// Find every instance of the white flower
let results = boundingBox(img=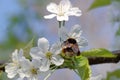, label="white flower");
[90,75,103,80]
[18,58,50,80]
[59,24,88,48]
[30,37,64,71]
[44,0,82,21]
[5,49,24,79]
